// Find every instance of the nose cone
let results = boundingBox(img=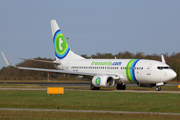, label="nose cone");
[168,70,177,80]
